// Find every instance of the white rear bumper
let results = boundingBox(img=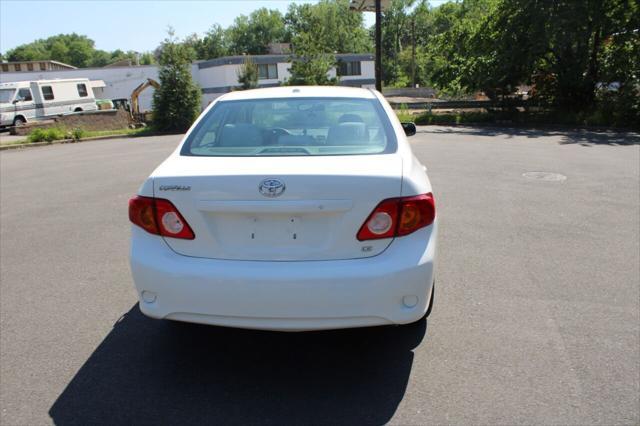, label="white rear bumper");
[129,223,436,331]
